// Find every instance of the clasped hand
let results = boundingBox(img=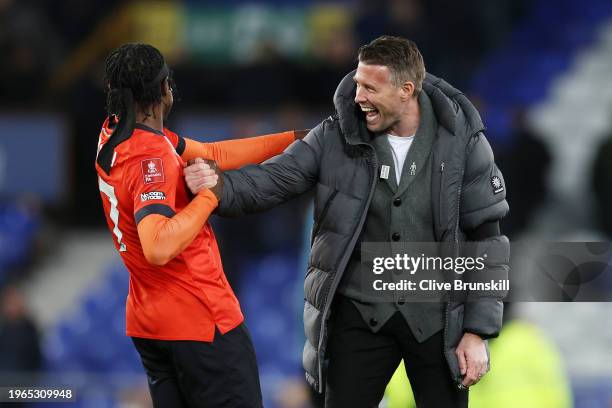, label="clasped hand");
[183,158,223,200]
